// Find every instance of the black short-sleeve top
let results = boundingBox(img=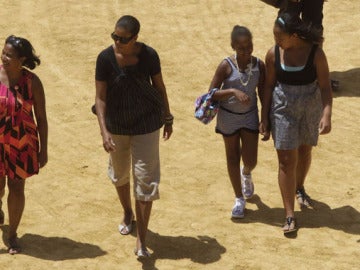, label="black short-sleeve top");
[95,43,164,135]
